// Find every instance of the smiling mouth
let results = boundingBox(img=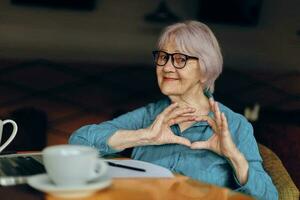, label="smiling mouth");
[163,77,179,81]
